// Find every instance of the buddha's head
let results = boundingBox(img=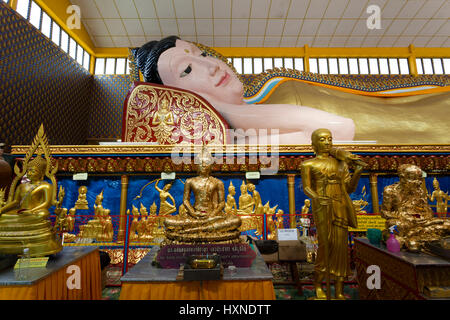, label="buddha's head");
[240,181,247,193]
[195,146,214,176]
[228,181,235,195]
[140,203,148,216]
[163,182,173,191]
[150,202,157,215]
[398,164,423,189]
[27,153,47,182]
[95,190,104,205]
[433,177,440,190]
[311,128,333,154]
[159,97,170,114]
[133,36,244,105]
[78,186,87,195]
[304,199,310,207]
